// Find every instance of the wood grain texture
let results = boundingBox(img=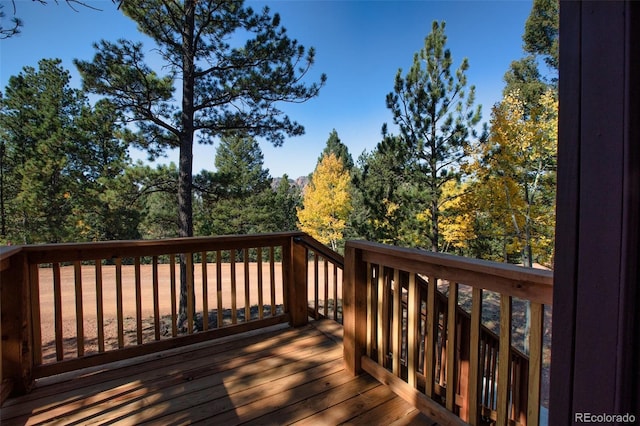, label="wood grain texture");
[1,321,434,426]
